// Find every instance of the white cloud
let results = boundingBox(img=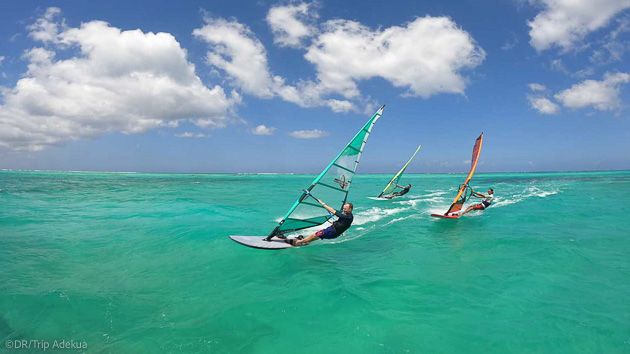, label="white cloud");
[555,72,630,110]
[440,162,450,168]
[193,18,275,98]
[550,58,569,74]
[528,96,560,114]
[573,67,595,78]
[267,2,318,48]
[175,132,209,138]
[195,15,484,113]
[528,83,547,91]
[528,0,630,52]
[272,76,356,112]
[304,16,485,99]
[27,7,64,43]
[252,124,276,135]
[0,8,235,151]
[290,129,329,139]
[589,16,630,63]
[193,17,357,112]
[0,56,4,65]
